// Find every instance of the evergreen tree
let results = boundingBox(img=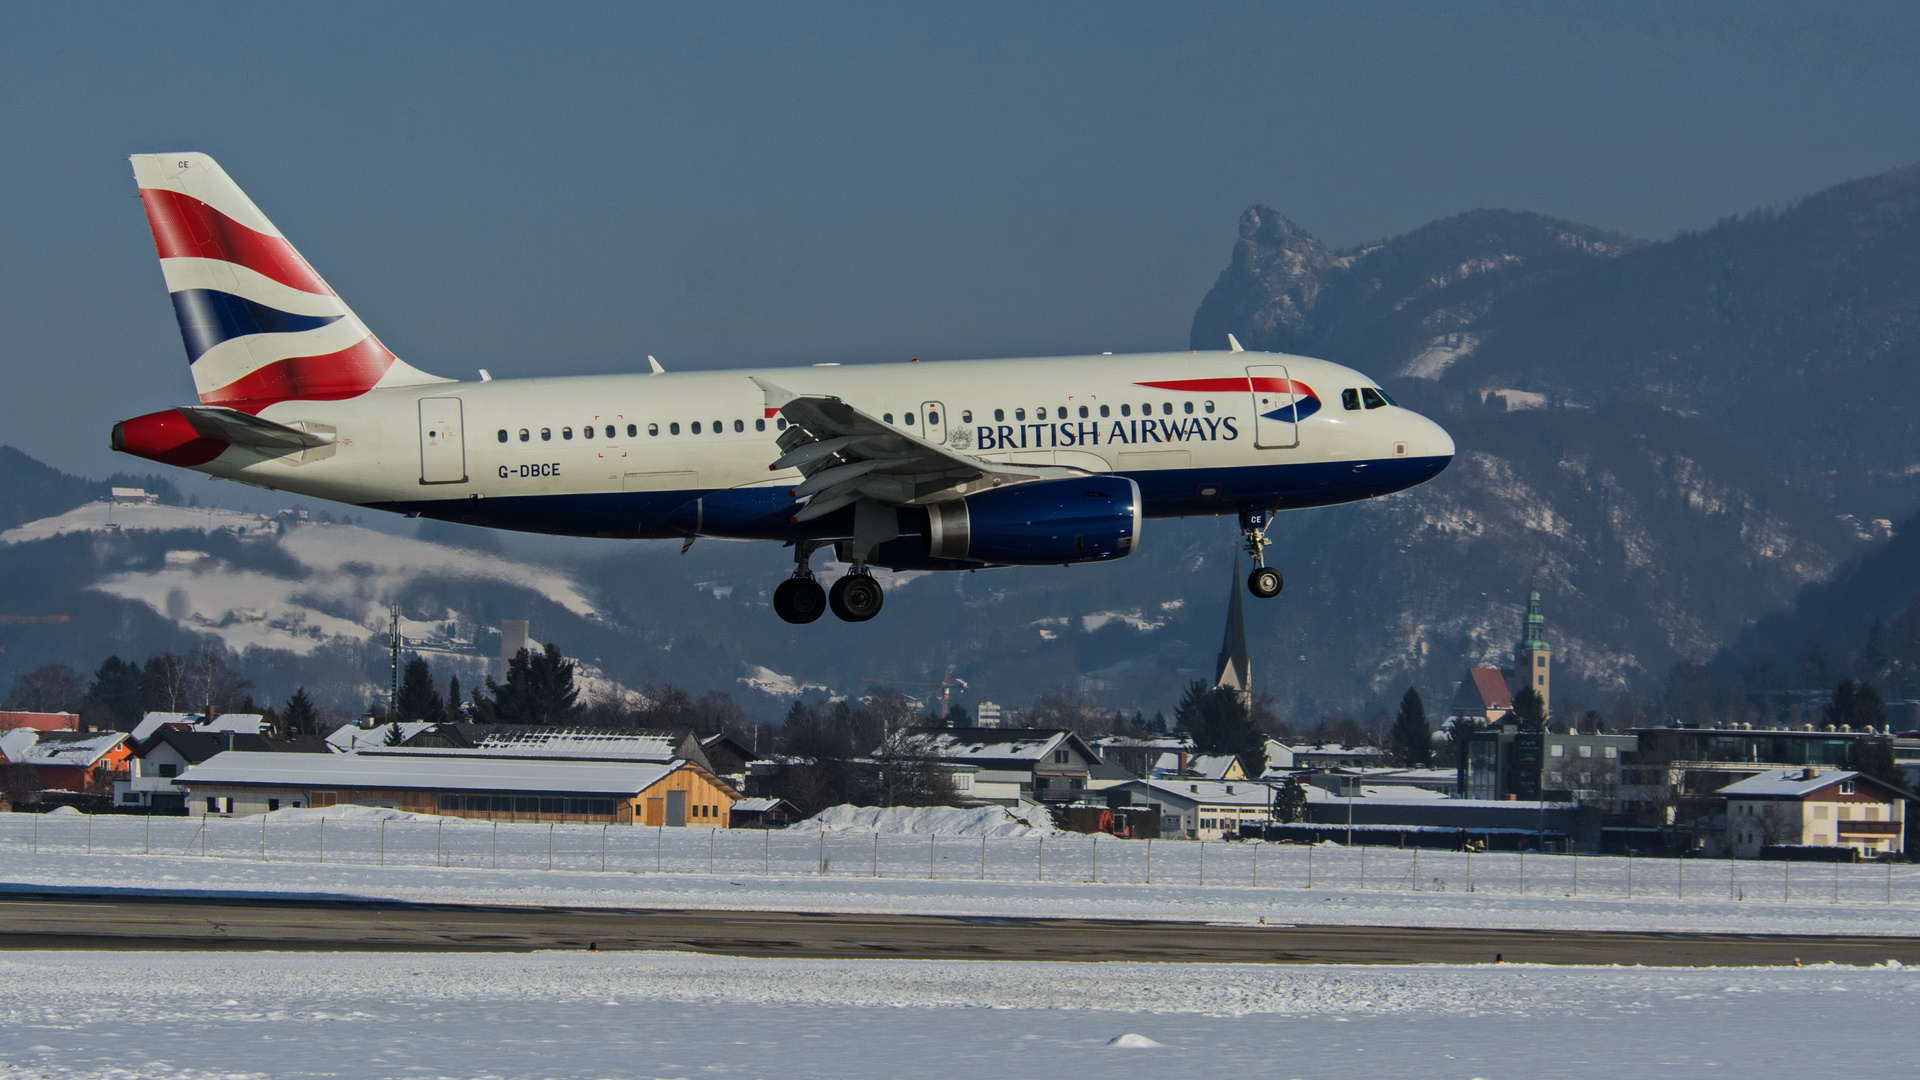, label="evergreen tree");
[1173,680,1268,777]
[1389,687,1431,766]
[1272,776,1309,824]
[282,687,320,738]
[1510,686,1547,732]
[396,656,441,721]
[1825,679,1858,727]
[443,675,464,723]
[85,656,148,728]
[1846,736,1904,789]
[476,643,579,724]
